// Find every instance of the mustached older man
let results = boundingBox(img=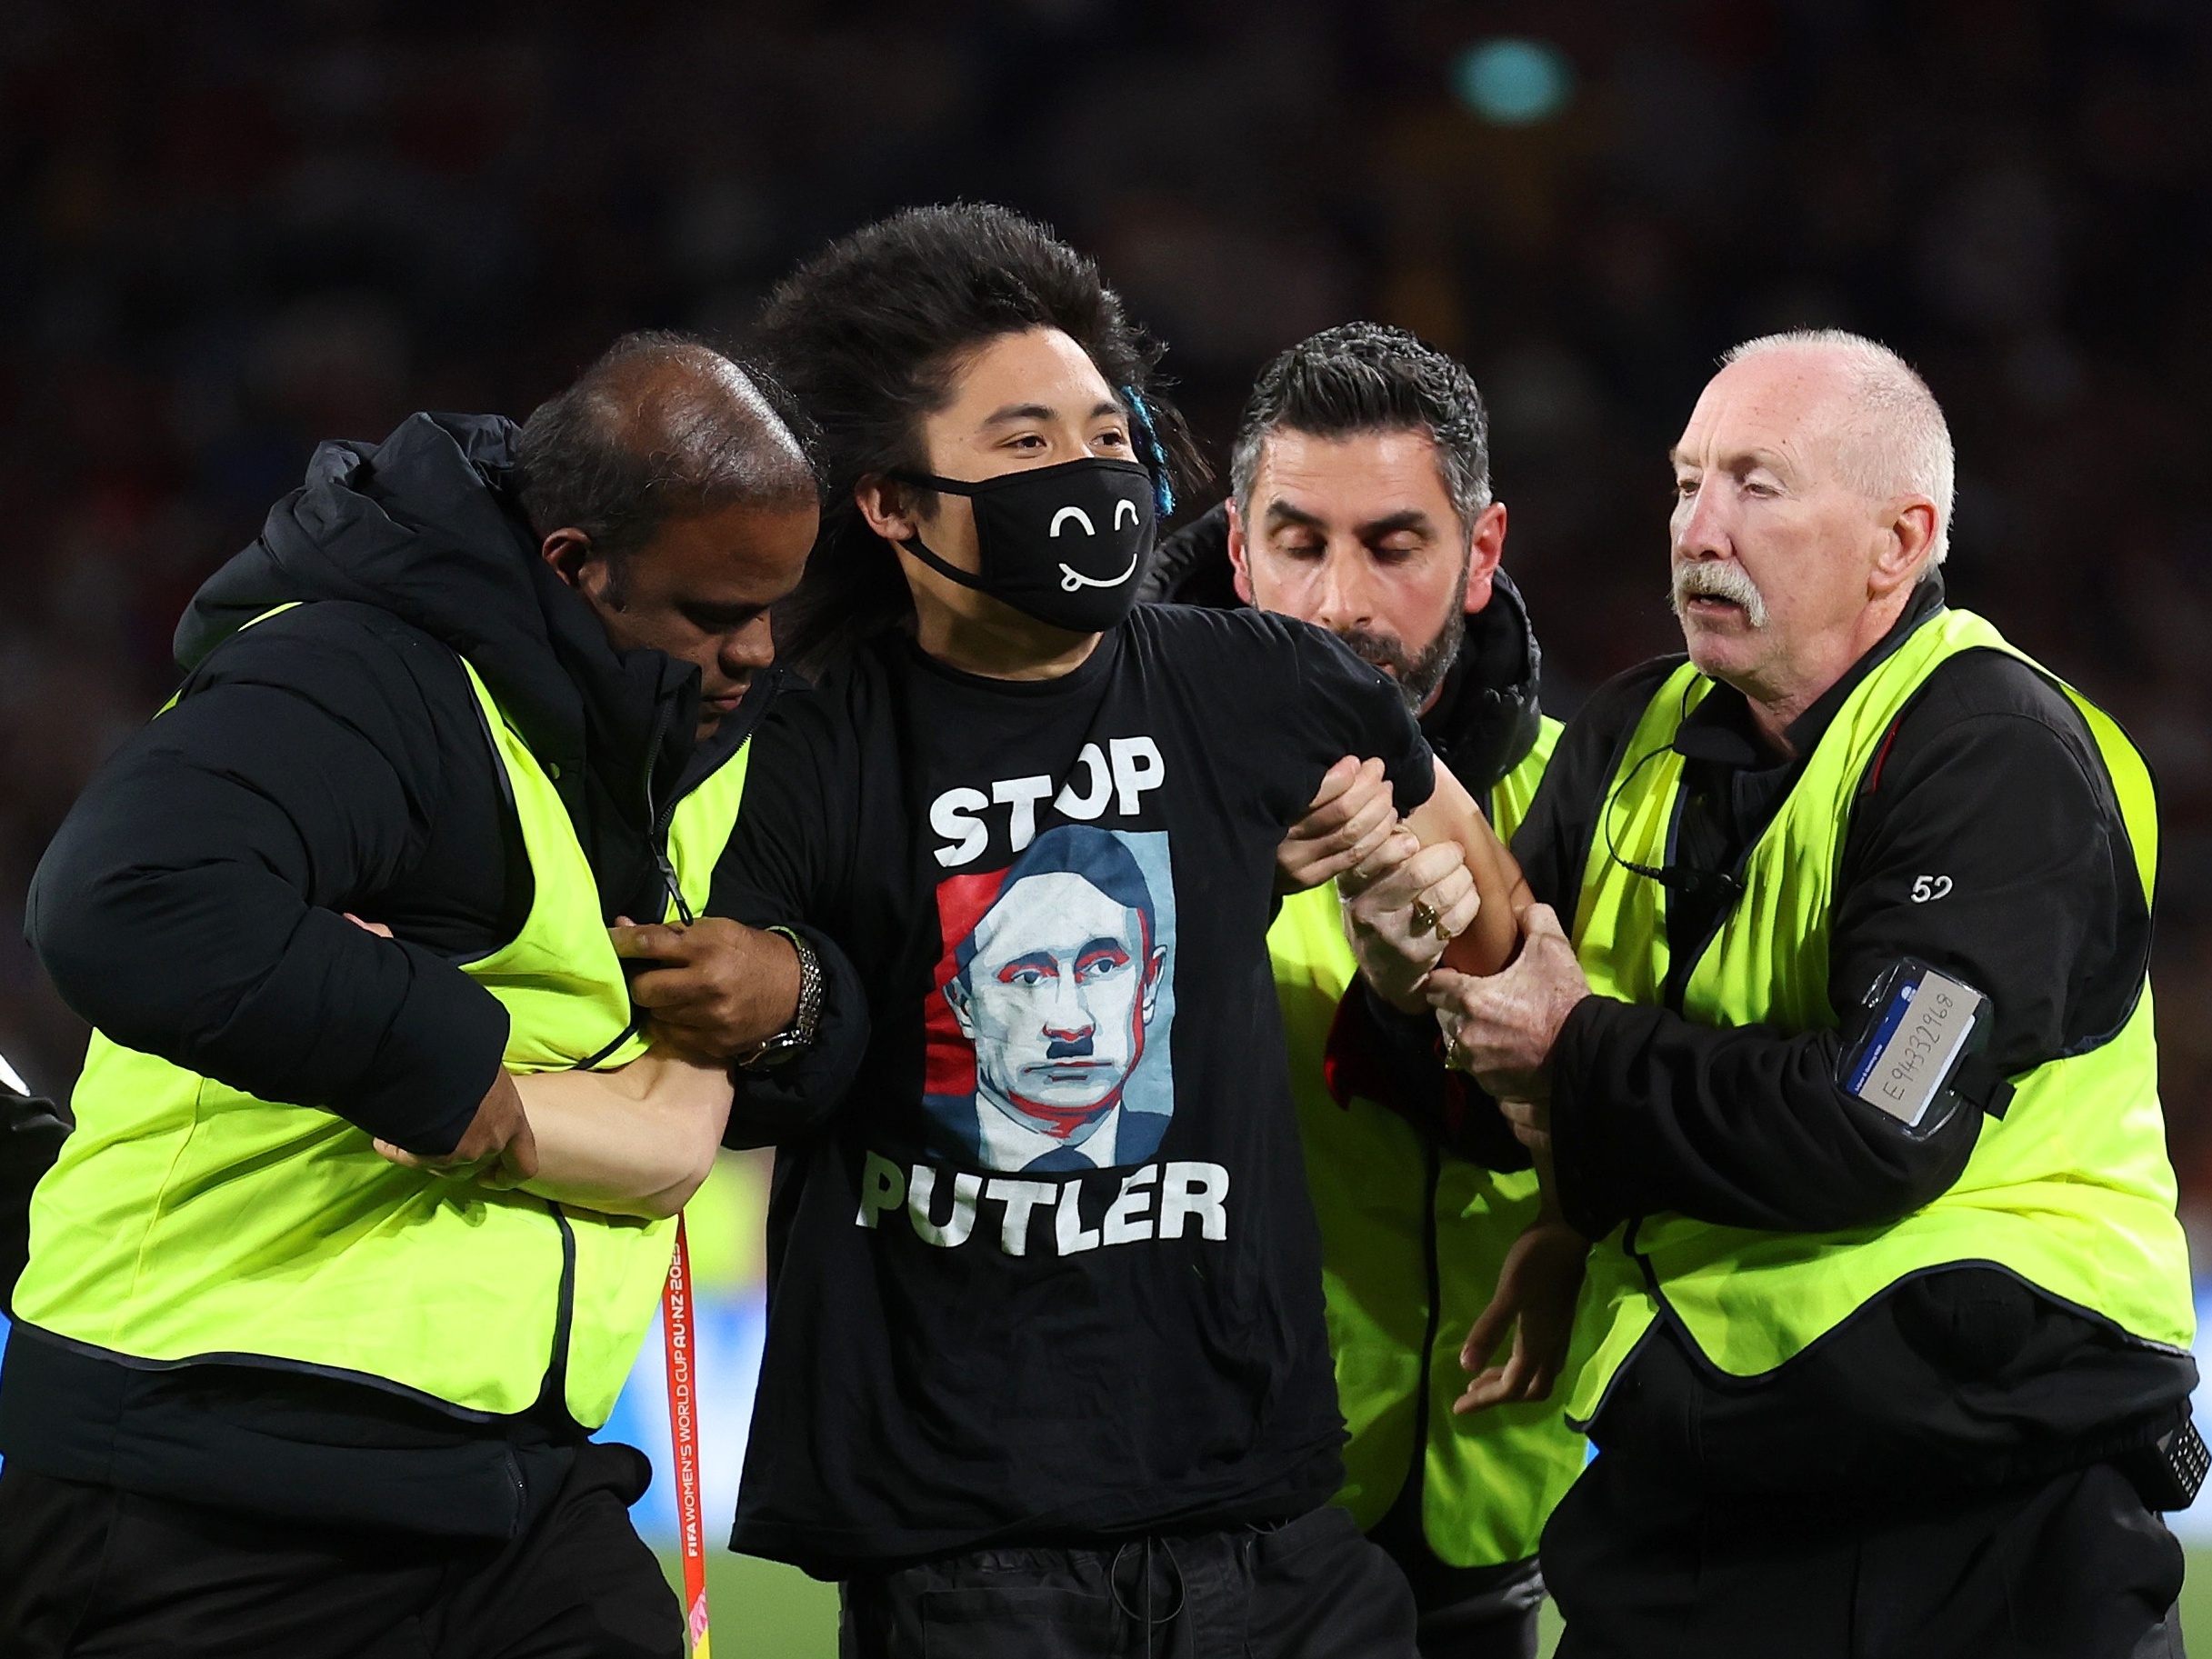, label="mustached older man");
[1426,331,2197,1657]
